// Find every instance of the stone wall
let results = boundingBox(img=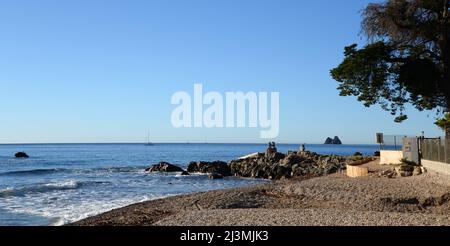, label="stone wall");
[380,150,403,165]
